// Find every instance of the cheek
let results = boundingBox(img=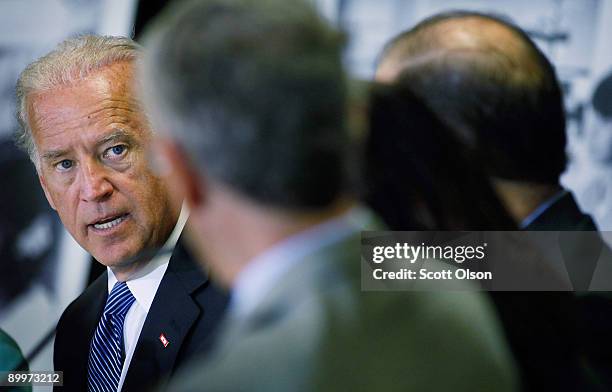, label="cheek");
[43,171,78,204]
[46,184,72,212]
[49,192,80,234]
[128,173,170,220]
[42,176,86,233]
